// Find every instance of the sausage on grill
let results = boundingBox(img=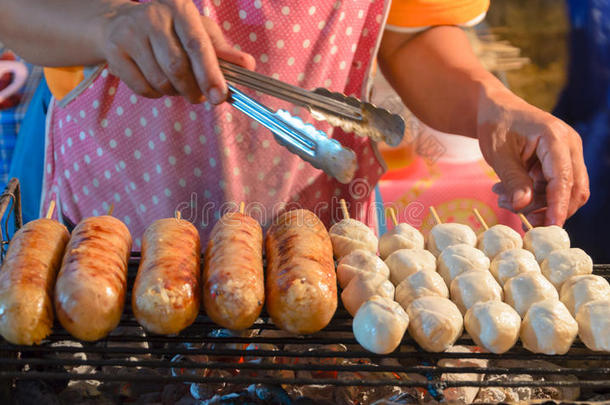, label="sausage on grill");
[54,216,131,341]
[204,211,264,330]
[265,209,337,334]
[0,219,70,345]
[133,218,201,334]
